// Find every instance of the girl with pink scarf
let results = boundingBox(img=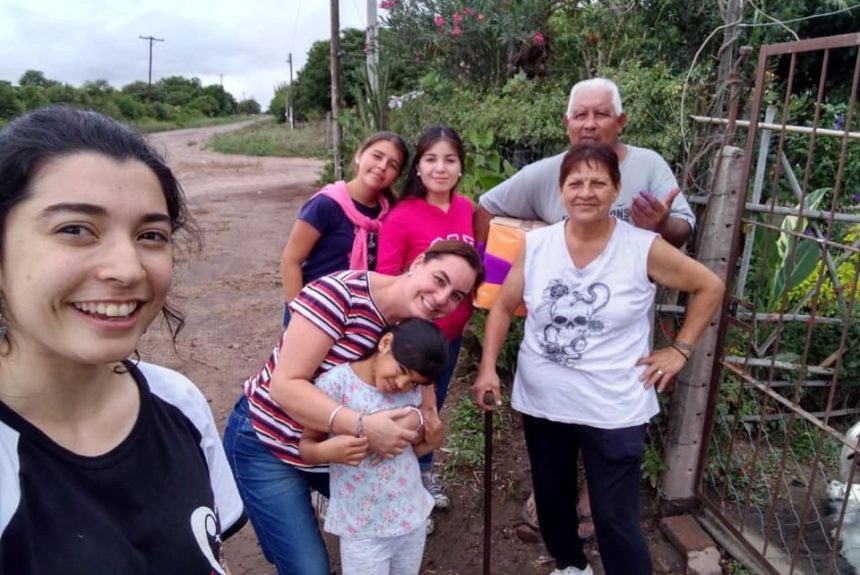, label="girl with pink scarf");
[279,132,408,325]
